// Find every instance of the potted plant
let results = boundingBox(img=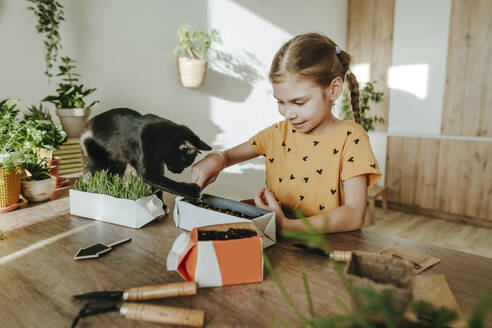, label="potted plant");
[173,24,221,88]
[24,104,67,160]
[43,56,99,137]
[21,154,56,202]
[23,104,67,186]
[0,99,33,209]
[341,81,385,132]
[70,170,165,228]
[27,0,65,80]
